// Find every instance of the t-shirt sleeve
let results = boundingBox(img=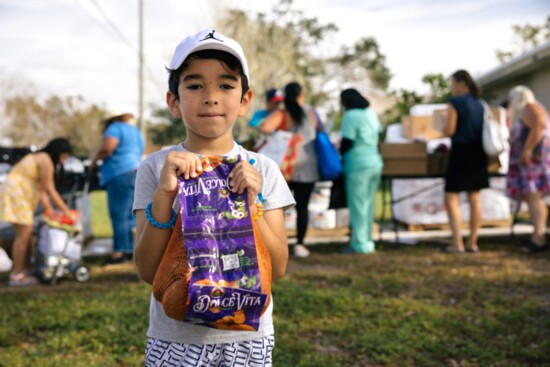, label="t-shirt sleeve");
[133,156,159,212]
[260,157,295,211]
[341,112,356,140]
[104,123,123,140]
